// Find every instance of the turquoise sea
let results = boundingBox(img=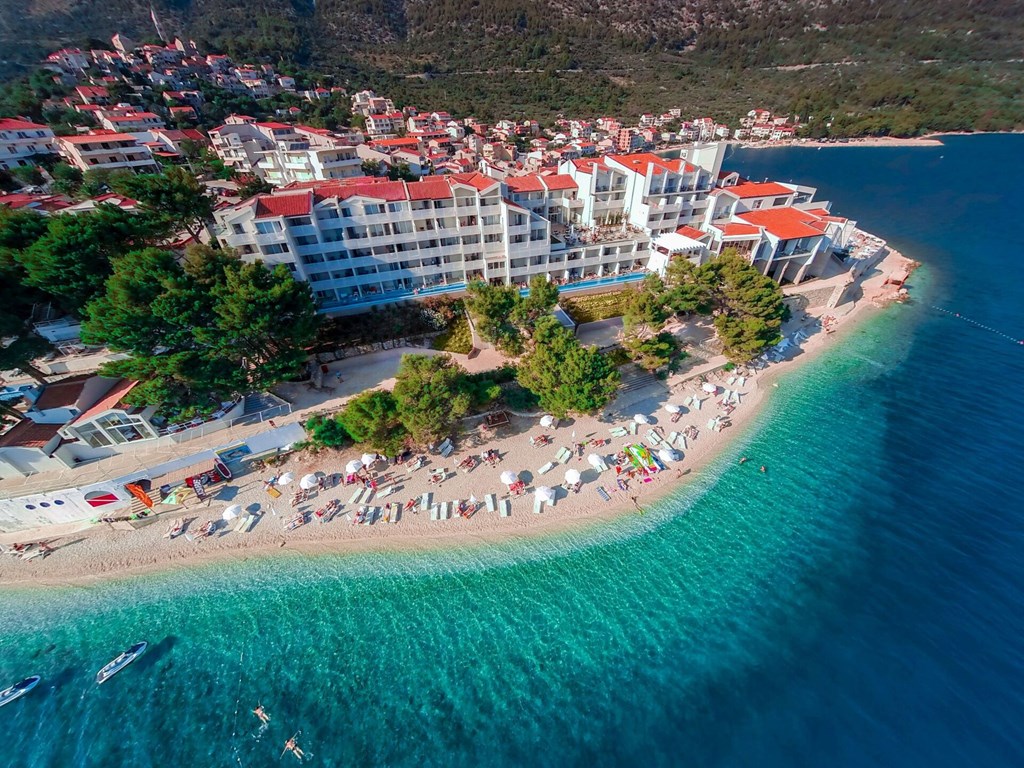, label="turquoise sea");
[3,135,1024,766]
